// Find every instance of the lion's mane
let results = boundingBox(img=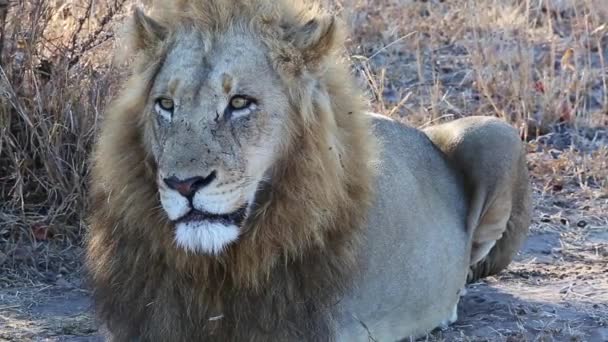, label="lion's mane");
[85,0,375,340]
